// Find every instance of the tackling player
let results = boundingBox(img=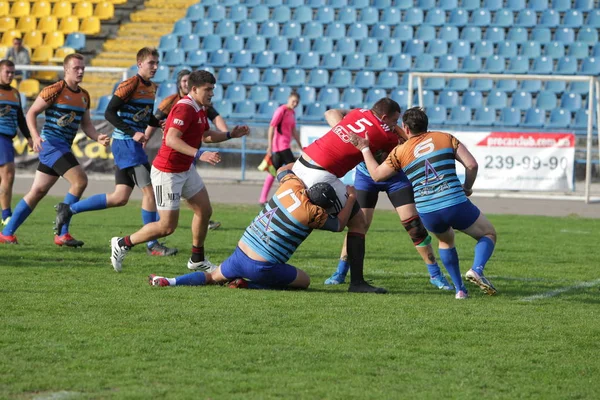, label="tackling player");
[352,107,497,299]
[154,68,226,231]
[54,47,178,256]
[0,54,110,245]
[148,168,356,290]
[291,98,403,293]
[0,60,32,227]
[321,108,452,291]
[110,70,249,272]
